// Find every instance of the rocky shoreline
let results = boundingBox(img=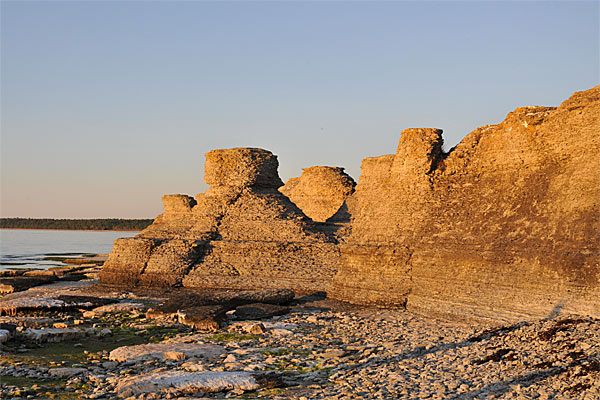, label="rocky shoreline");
[1,87,598,399]
[1,278,598,400]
